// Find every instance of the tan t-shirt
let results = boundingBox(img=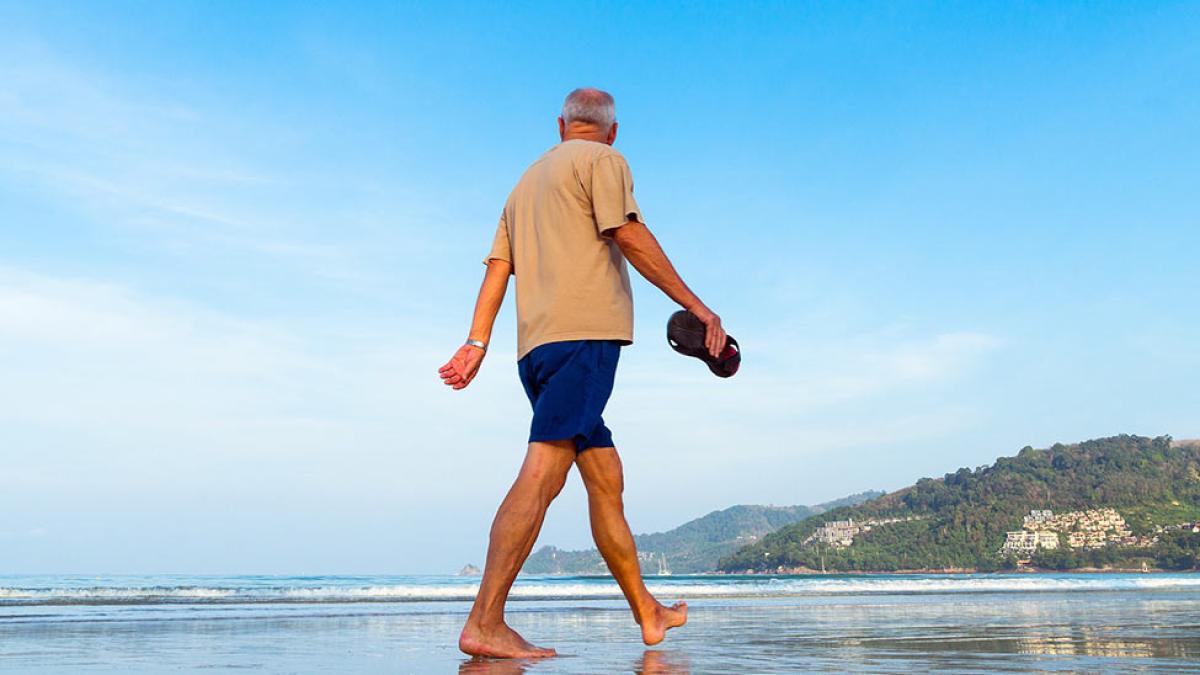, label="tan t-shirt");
[485,139,640,359]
